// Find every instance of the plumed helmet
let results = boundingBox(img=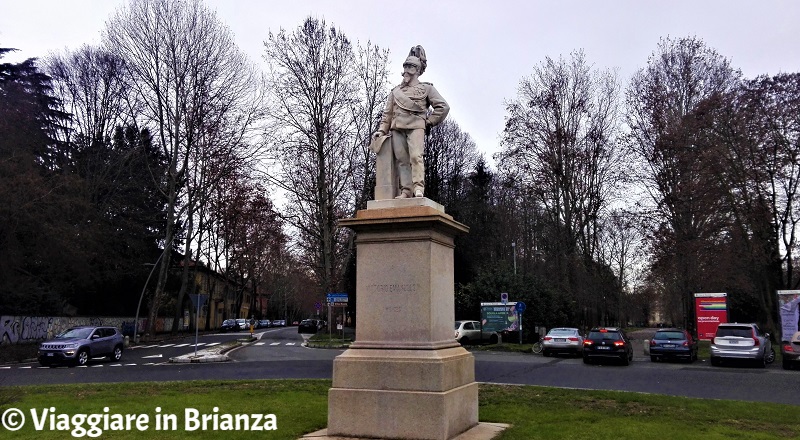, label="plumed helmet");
[406,45,427,75]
